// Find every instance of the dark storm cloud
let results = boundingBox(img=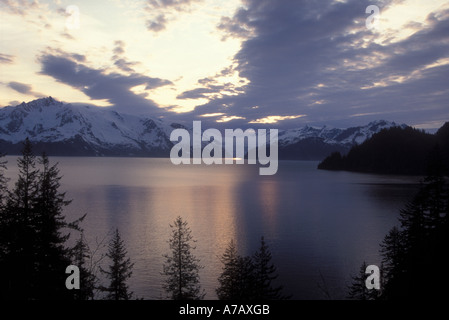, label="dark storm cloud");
[184,0,449,128]
[7,81,44,98]
[38,52,173,115]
